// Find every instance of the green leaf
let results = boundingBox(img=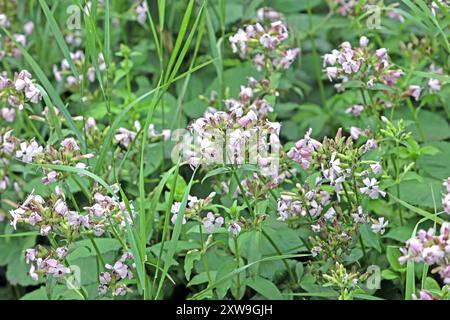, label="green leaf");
[417,142,450,179]
[184,249,201,281]
[246,276,283,300]
[360,223,381,253]
[381,269,399,280]
[386,246,404,272]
